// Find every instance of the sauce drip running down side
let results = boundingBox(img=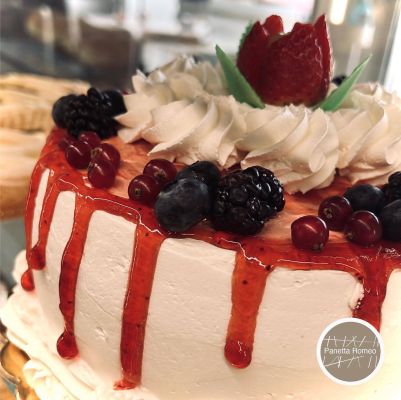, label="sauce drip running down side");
[22,129,401,389]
